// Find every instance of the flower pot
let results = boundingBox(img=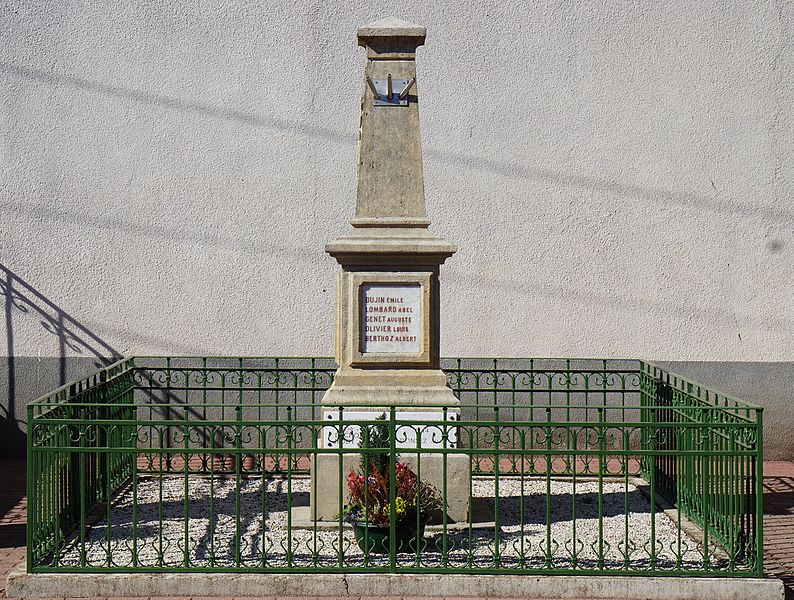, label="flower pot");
[352,522,426,554]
